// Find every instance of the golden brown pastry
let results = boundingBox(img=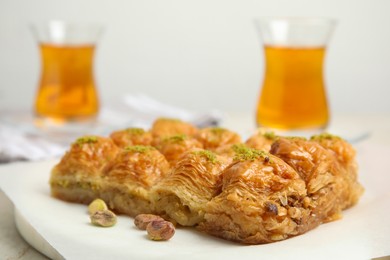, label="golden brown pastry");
[199,148,312,244]
[49,118,364,245]
[50,136,119,204]
[245,128,277,151]
[101,145,170,217]
[150,118,198,138]
[214,143,252,164]
[151,149,230,226]
[194,127,241,151]
[152,134,203,165]
[214,143,242,158]
[310,133,364,210]
[110,127,153,148]
[311,133,356,167]
[270,136,364,222]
